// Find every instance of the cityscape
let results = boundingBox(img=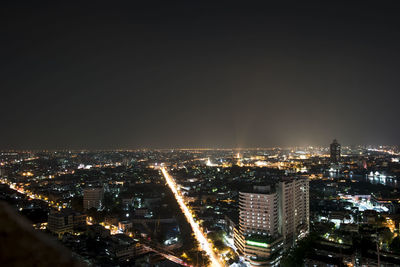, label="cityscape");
[2,142,400,266]
[2,1,400,267]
